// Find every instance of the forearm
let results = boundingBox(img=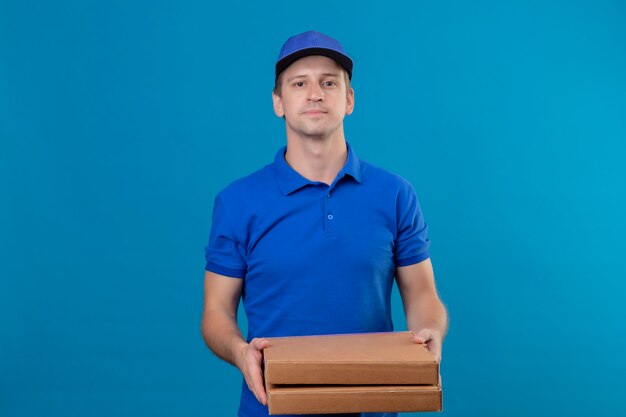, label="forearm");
[406,294,448,340]
[201,309,248,368]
